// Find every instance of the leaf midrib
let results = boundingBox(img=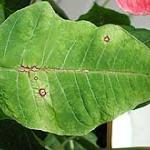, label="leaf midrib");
[0,67,149,77]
